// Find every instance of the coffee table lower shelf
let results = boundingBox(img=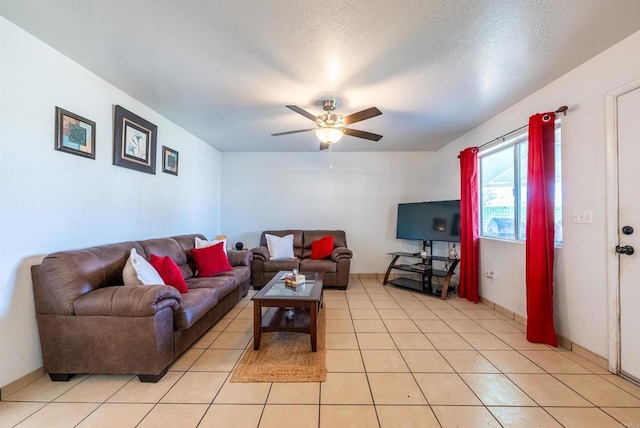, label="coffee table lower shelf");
[259,306,312,332]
